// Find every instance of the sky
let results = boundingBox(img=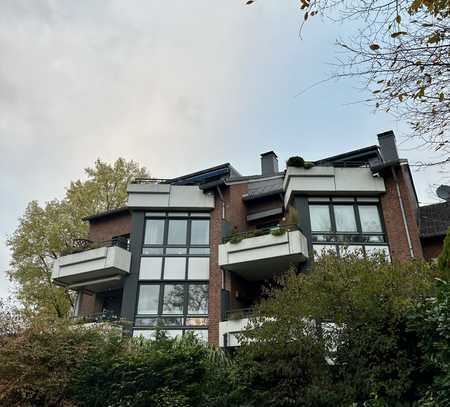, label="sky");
[0,0,444,299]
